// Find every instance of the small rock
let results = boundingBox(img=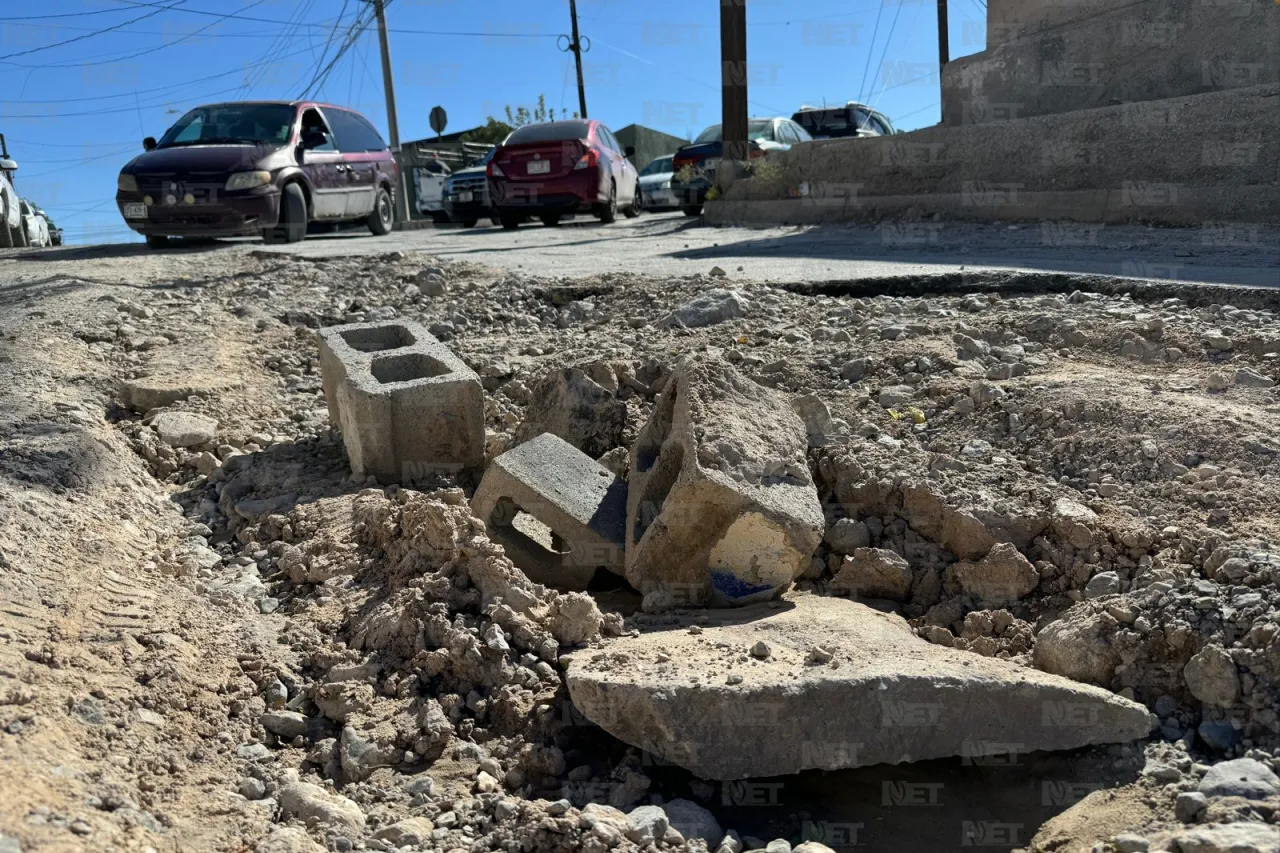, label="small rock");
[749,641,771,659]
[152,411,218,448]
[1112,834,1149,853]
[1169,822,1278,853]
[841,358,870,383]
[709,266,727,278]
[626,805,670,845]
[878,385,914,408]
[663,798,723,845]
[261,710,309,740]
[1204,331,1233,351]
[240,777,267,800]
[1198,758,1280,800]
[1206,372,1233,392]
[727,673,744,685]
[807,646,834,664]
[1084,571,1122,599]
[1184,646,1240,708]
[1175,790,1208,823]
[824,518,871,555]
[765,840,792,853]
[374,818,436,846]
[1236,367,1275,388]
[1198,720,1241,752]
[660,289,748,328]
[831,547,913,601]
